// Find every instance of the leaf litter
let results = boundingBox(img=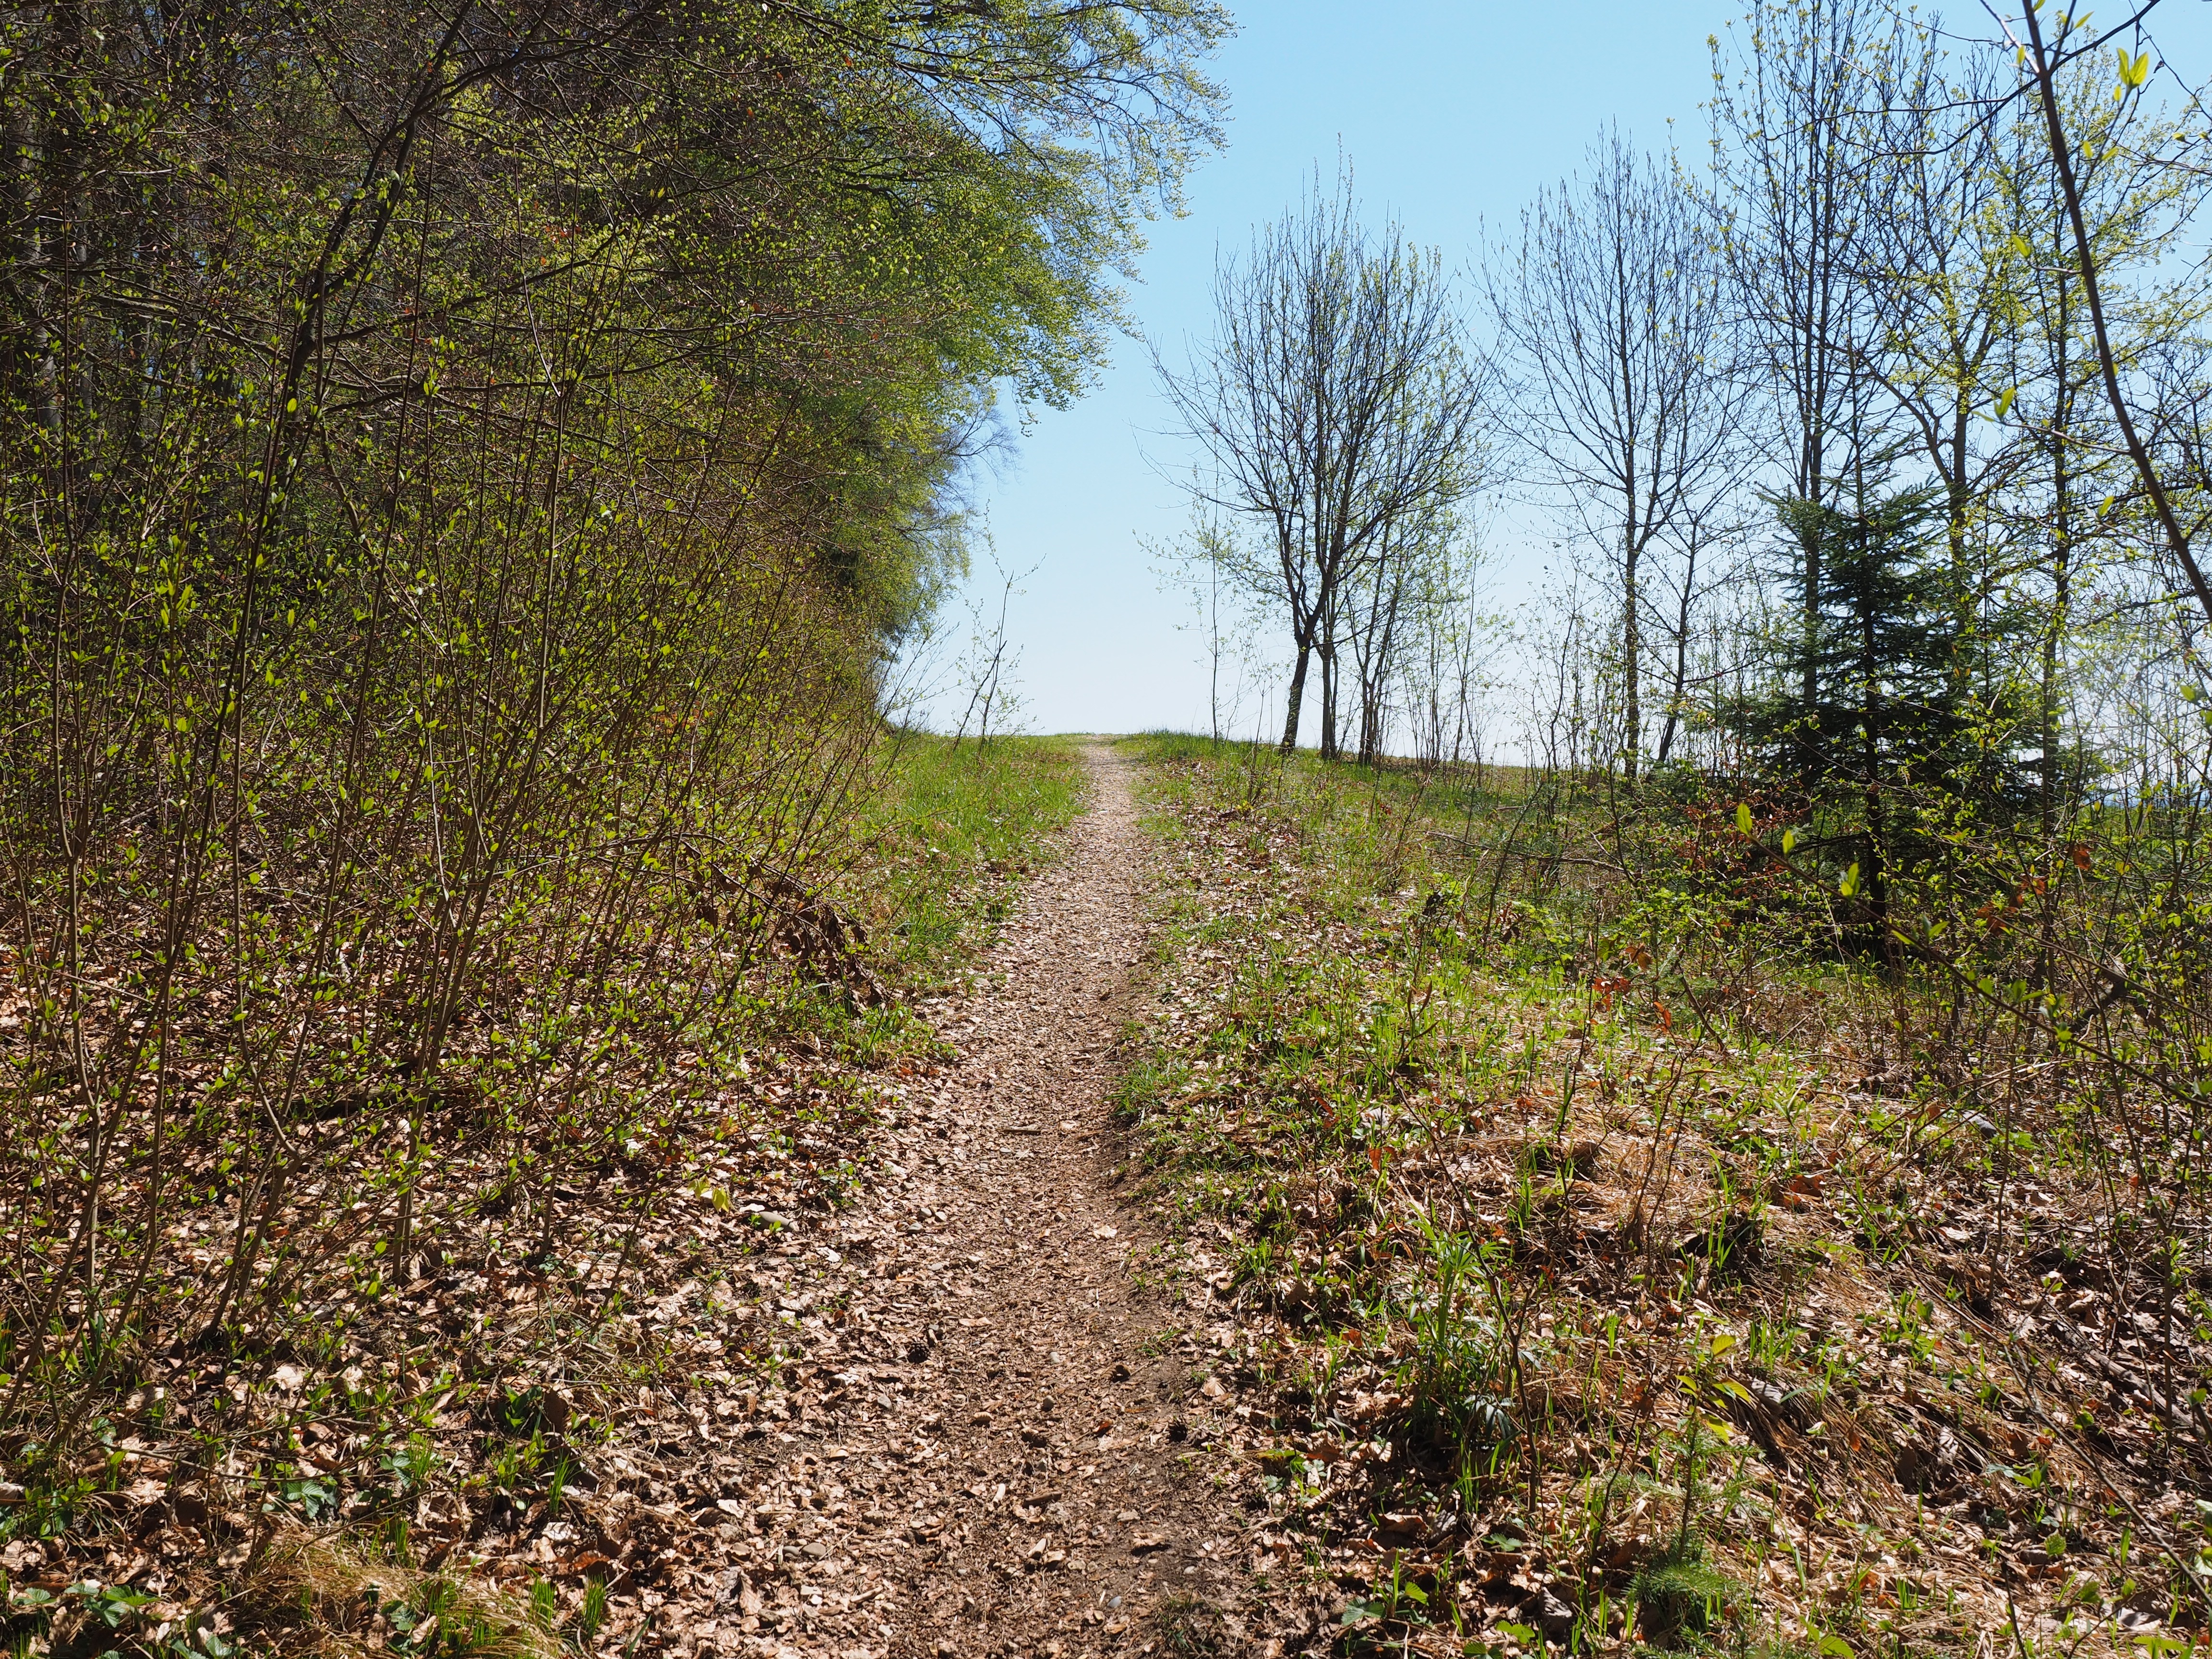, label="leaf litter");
[3,740,1263,1659]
